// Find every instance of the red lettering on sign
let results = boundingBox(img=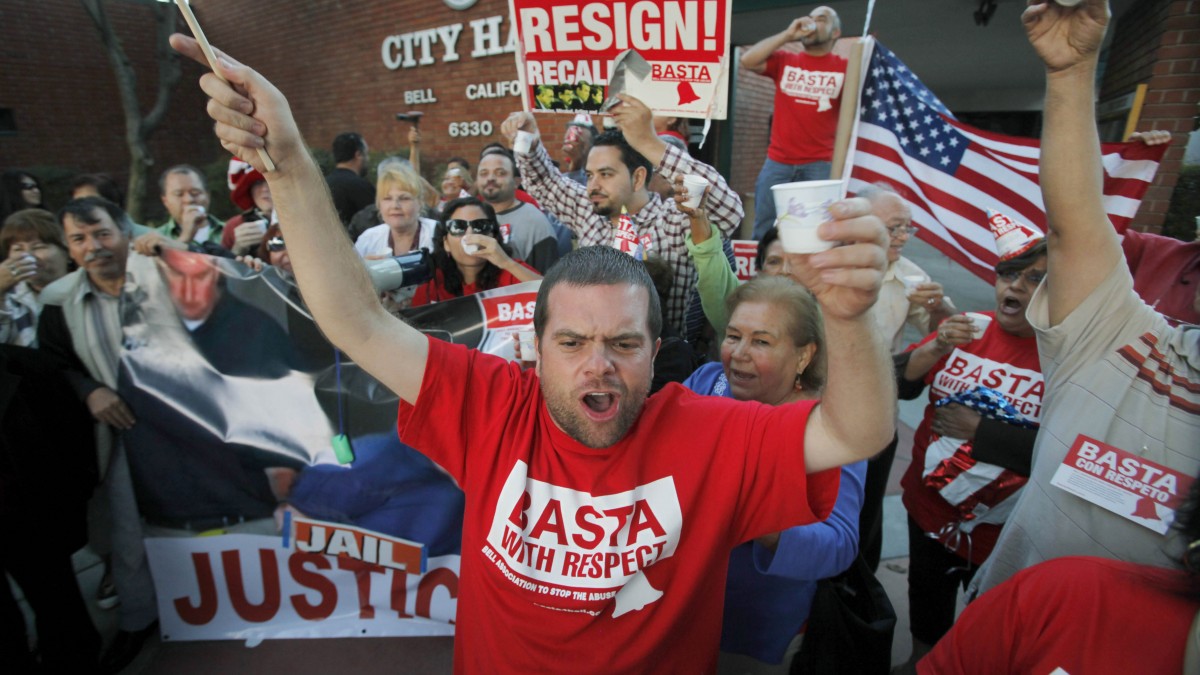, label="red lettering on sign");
[223,549,281,623]
[338,558,387,619]
[417,567,459,622]
[288,552,337,620]
[175,552,218,625]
